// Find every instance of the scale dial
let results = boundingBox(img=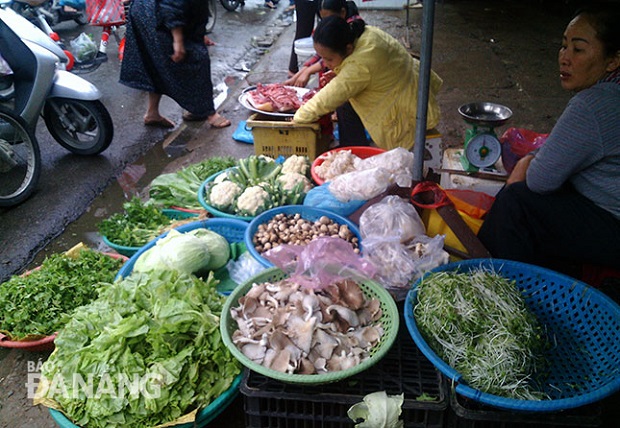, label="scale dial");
[465,133,502,168]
